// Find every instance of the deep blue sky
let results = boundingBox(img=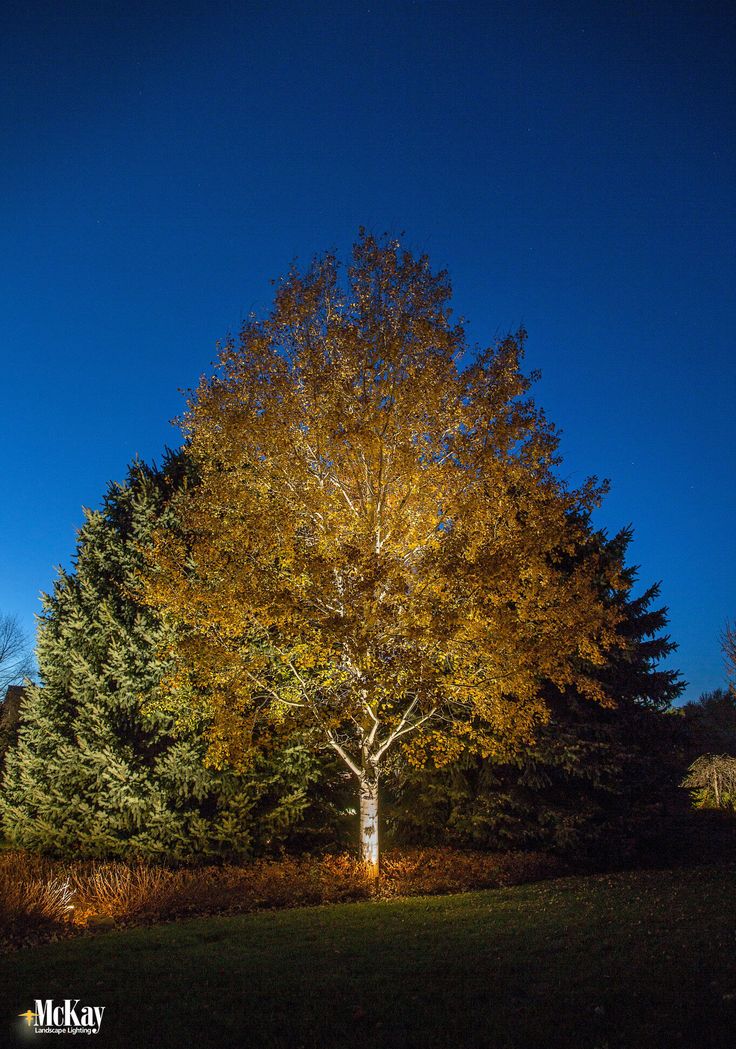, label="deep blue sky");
[1,0,733,700]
